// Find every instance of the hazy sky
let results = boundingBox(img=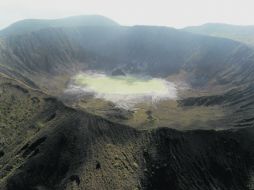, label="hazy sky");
[0,0,253,29]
